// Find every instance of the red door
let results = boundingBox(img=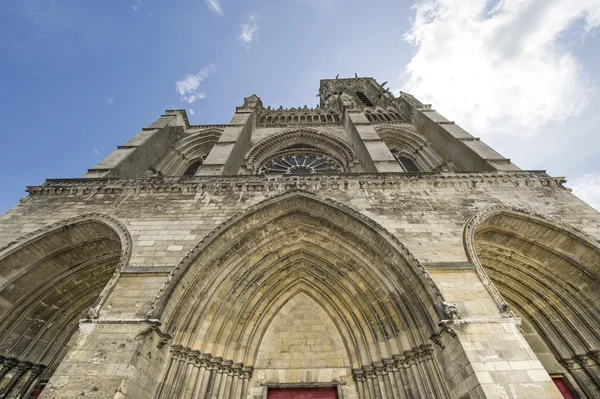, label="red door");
[552,378,575,399]
[267,388,337,399]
